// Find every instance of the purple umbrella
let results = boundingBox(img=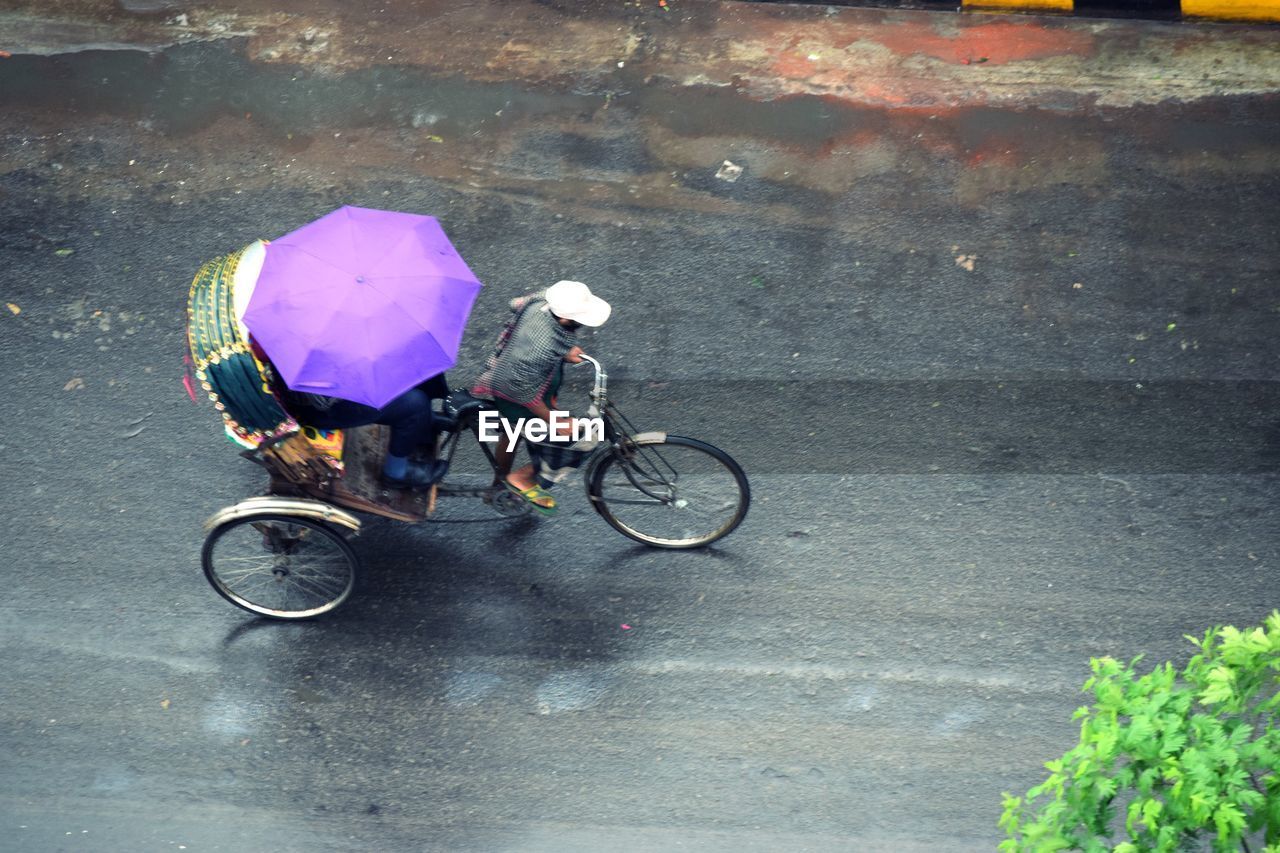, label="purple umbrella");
[243,206,483,409]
